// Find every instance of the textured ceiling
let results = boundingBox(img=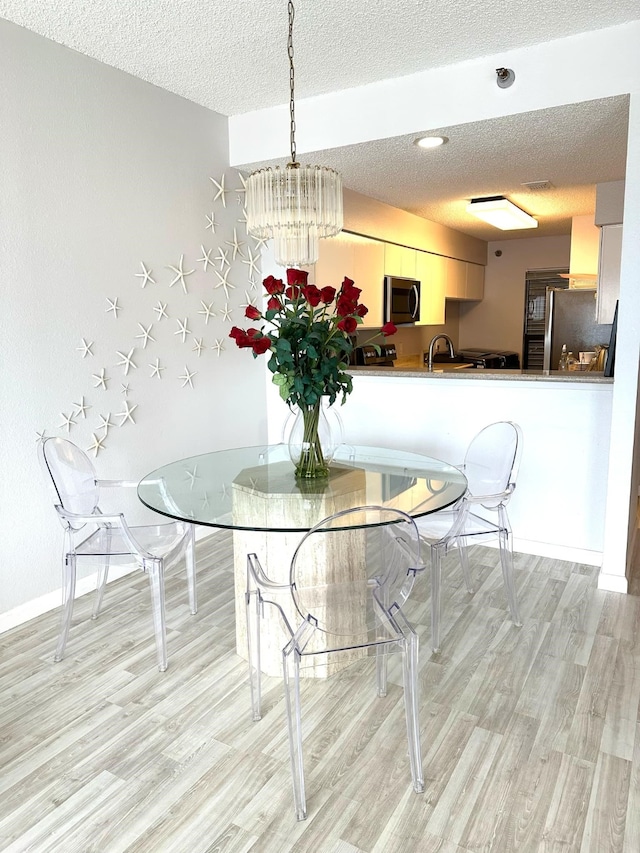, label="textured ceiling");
[1,0,638,116]
[1,1,634,240]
